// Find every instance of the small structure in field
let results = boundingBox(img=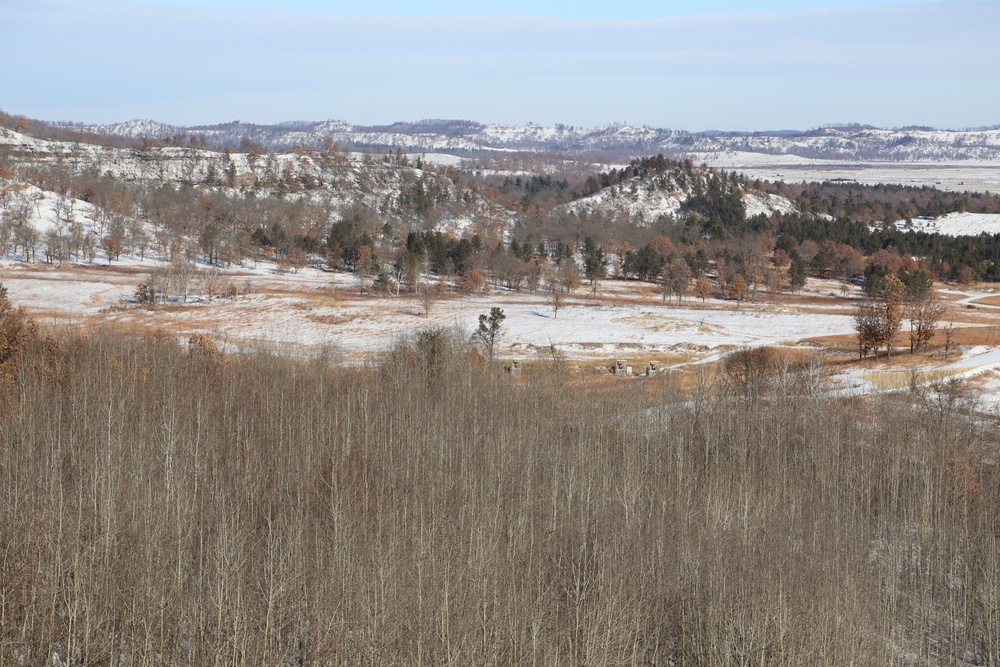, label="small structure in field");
[506,360,522,375]
[646,360,661,376]
[613,360,633,377]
